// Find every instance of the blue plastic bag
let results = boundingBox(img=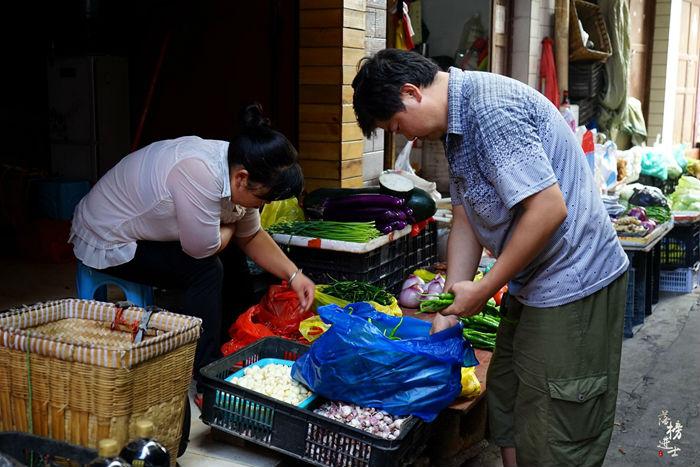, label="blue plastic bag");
[641,150,668,180]
[291,302,478,422]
